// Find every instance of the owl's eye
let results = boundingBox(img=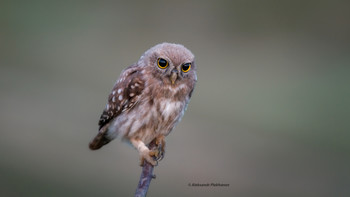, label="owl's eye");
[181,63,191,73]
[157,58,168,69]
